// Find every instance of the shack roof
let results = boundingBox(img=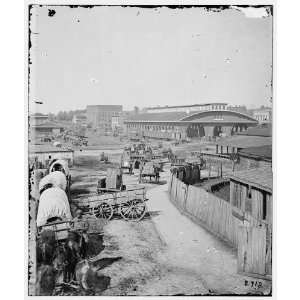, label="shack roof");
[29,144,74,154]
[216,136,272,149]
[31,121,65,129]
[239,145,272,161]
[230,168,273,193]
[235,126,272,137]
